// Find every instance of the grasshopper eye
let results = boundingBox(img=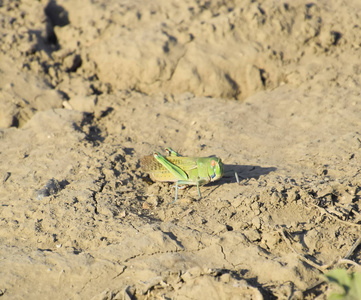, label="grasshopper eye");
[210,160,217,179]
